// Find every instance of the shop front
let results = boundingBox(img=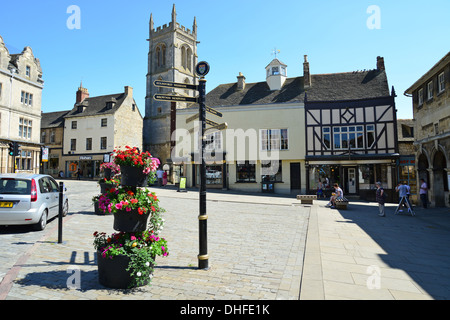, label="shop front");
[306,158,398,202]
[191,152,227,189]
[64,154,110,179]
